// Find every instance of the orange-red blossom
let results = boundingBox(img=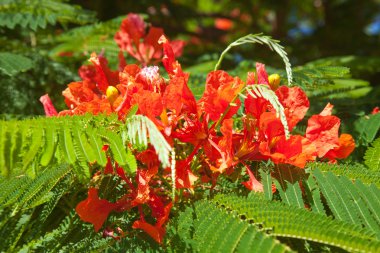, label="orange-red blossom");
[40,14,355,244]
